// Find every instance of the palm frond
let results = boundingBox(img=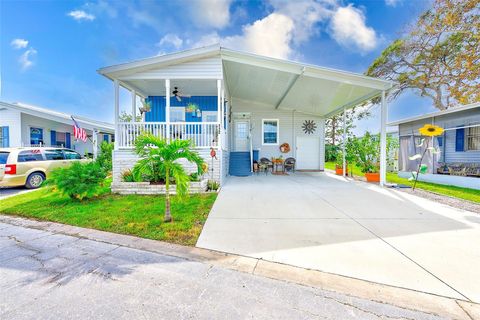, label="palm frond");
[170,162,189,198]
